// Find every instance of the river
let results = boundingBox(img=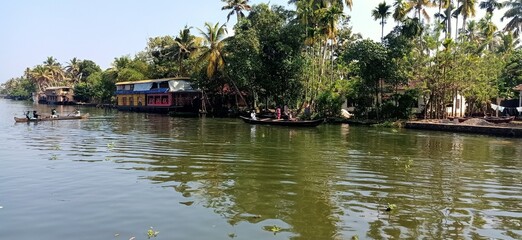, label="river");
[0,98,520,240]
